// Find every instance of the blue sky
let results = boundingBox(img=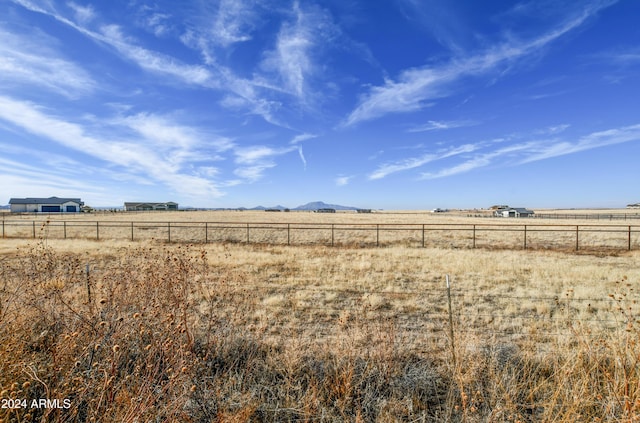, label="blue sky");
[1,0,639,209]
